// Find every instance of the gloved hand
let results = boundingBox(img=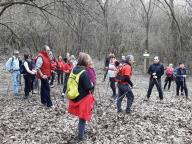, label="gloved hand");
[42,75,48,79]
[153,76,157,79]
[152,73,156,76]
[132,84,137,89]
[32,69,37,75]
